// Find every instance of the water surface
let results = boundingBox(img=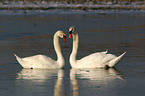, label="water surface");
[0,11,145,96]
